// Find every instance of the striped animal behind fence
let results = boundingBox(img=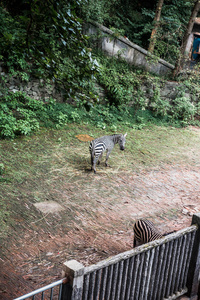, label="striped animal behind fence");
[133,219,164,247]
[89,133,127,173]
